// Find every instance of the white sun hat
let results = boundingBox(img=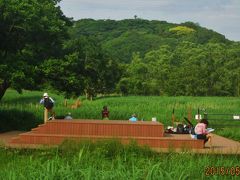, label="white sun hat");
[43,92,49,97]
